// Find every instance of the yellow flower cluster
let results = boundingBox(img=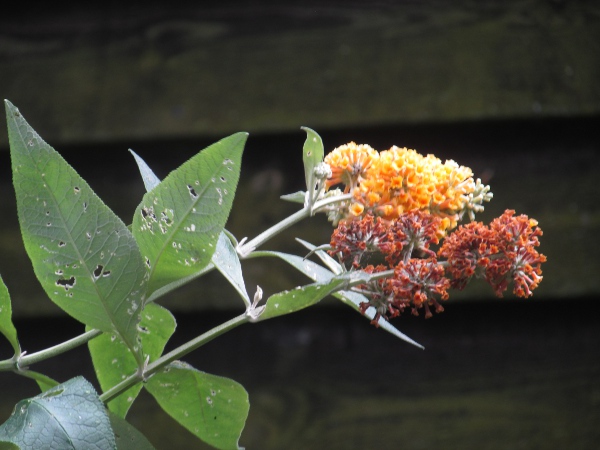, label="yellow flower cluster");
[325,143,478,232]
